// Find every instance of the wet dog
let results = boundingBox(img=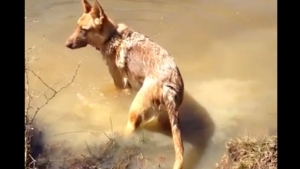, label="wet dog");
[65,0,185,168]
